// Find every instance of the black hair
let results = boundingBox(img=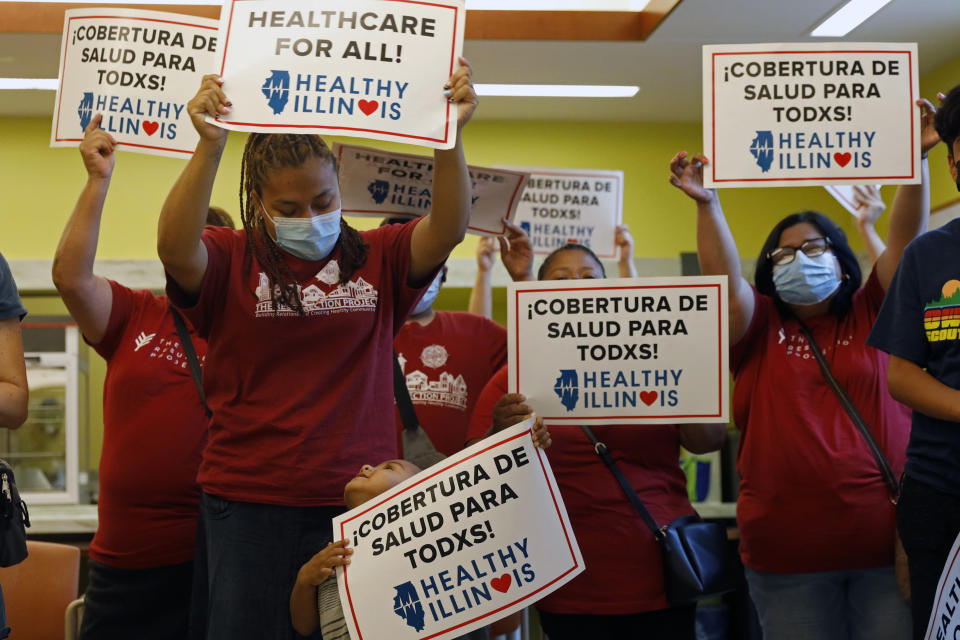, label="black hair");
[537,244,606,280]
[755,211,861,319]
[935,84,960,152]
